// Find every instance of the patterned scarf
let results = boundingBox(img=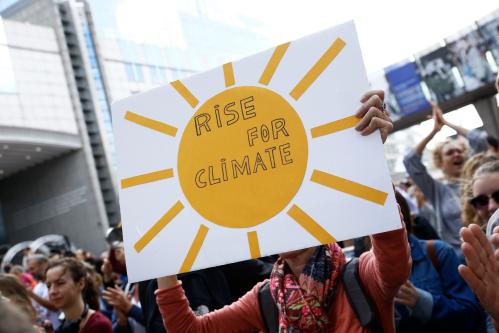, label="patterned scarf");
[269,244,345,333]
